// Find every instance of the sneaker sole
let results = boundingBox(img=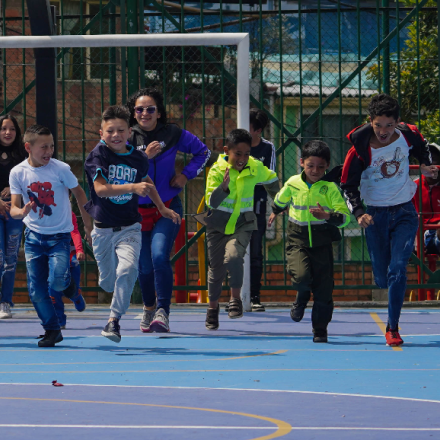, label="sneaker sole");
[140,326,151,333]
[252,308,265,312]
[228,314,243,319]
[101,330,121,343]
[0,314,12,319]
[205,325,219,331]
[149,322,170,333]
